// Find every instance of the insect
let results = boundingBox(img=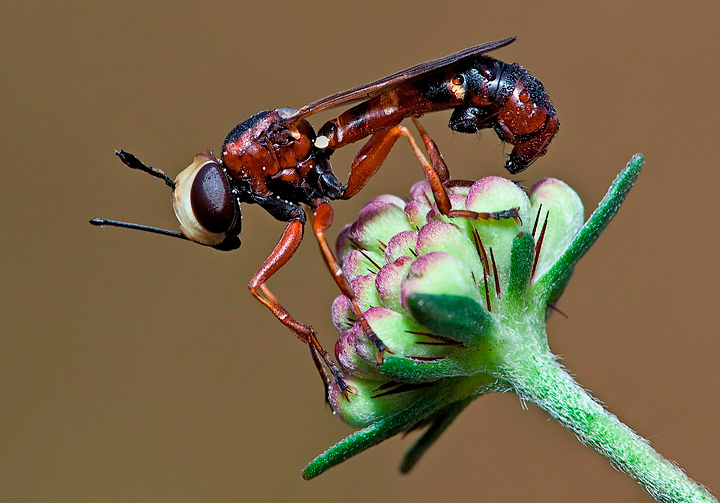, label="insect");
[91,35,558,397]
